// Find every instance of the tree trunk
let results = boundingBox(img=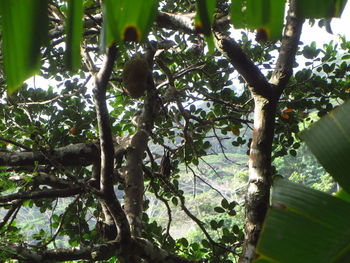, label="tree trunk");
[239,90,279,263]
